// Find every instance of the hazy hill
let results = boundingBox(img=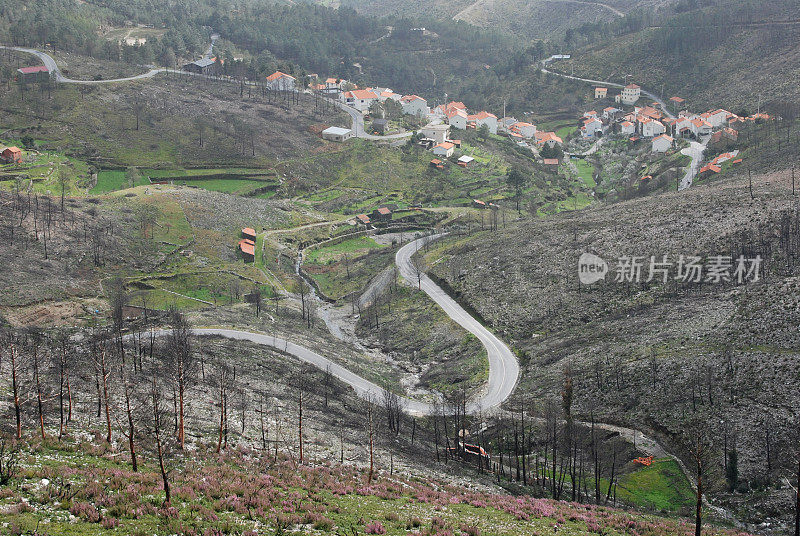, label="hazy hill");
[337,0,668,40]
[562,0,800,111]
